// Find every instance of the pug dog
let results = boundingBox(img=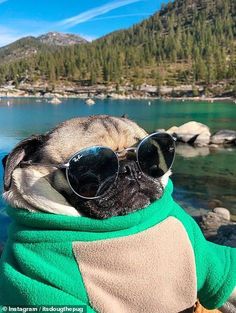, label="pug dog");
[2,115,169,219]
[0,115,235,313]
